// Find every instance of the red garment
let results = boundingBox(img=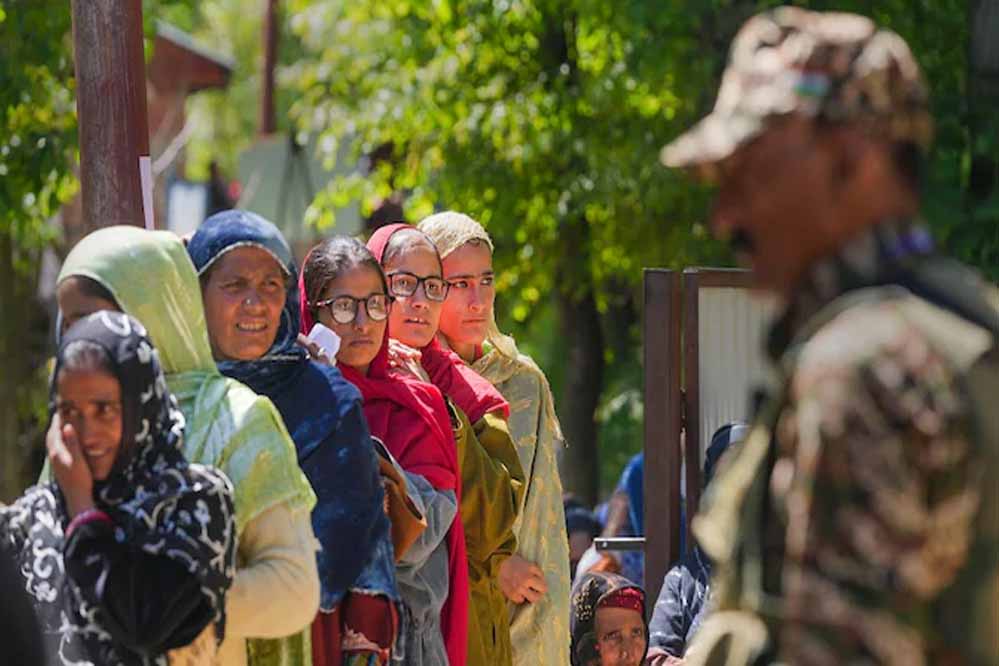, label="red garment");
[311,594,399,666]
[597,587,645,615]
[339,344,470,666]
[367,224,510,423]
[299,257,469,665]
[419,339,509,422]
